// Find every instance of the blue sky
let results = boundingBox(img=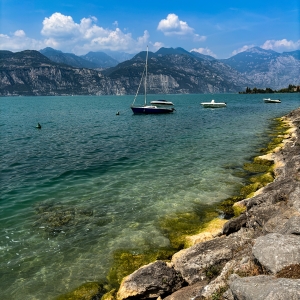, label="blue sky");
[1,0,299,58]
